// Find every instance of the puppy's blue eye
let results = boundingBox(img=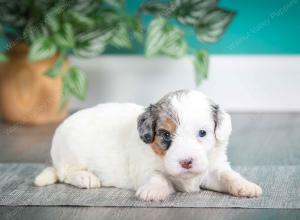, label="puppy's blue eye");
[198,130,207,137]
